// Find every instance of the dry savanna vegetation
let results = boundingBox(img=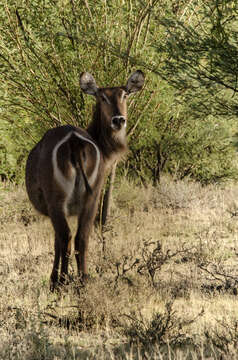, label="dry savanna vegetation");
[0,176,238,359]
